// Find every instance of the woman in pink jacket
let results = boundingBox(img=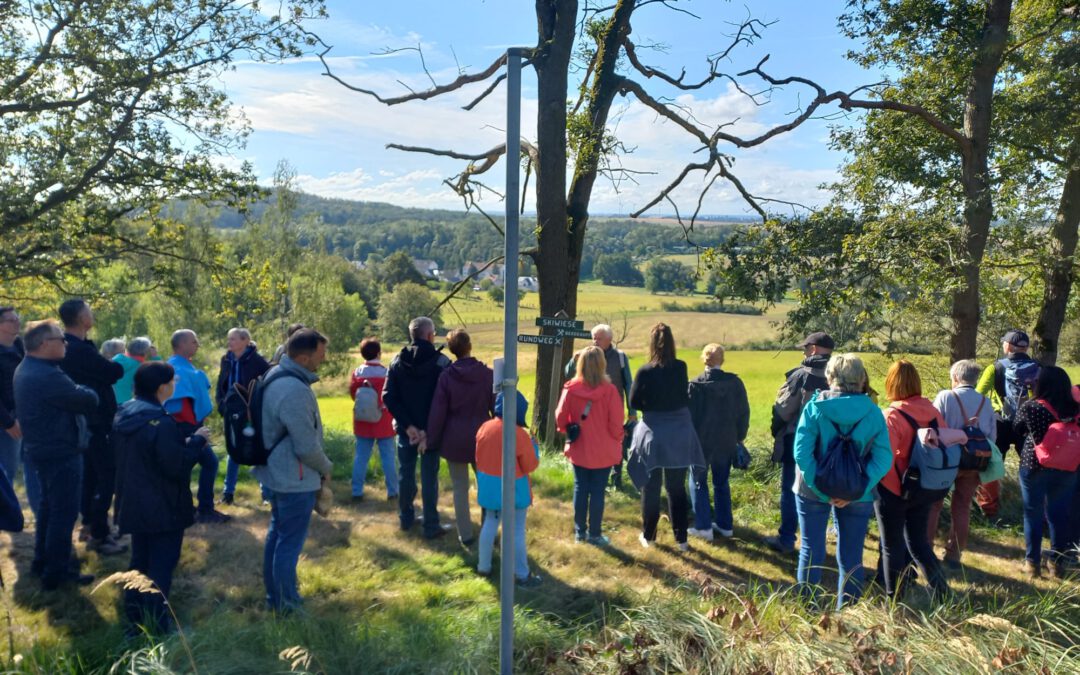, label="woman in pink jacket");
[556,346,625,545]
